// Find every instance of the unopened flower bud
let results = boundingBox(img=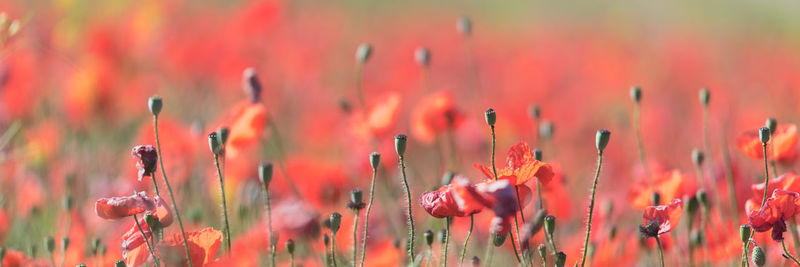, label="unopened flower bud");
[740,224,752,243]
[651,192,661,206]
[77,264,87,267]
[457,16,472,36]
[697,189,709,210]
[699,88,710,106]
[208,132,222,155]
[115,260,126,267]
[537,243,547,259]
[533,149,543,161]
[596,129,611,153]
[242,68,262,103]
[555,251,567,267]
[45,236,55,253]
[369,152,380,170]
[691,229,703,246]
[329,212,342,234]
[766,118,777,135]
[528,104,541,119]
[259,162,274,187]
[539,121,554,140]
[484,108,496,126]
[0,247,6,262]
[286,239,295,254]
[609,225,618,240]
[441,171,455,186]
[630,86,642,103]
[752,245,766,266]
[148,96,163,116]
[686,195,699,215]
[356,43,373,63]
[602,200,614,218]
[218,127,229,146]
[62,195,74,211]
[394,134,408,156]
[759,126,770,144]
[414,47,430,67]
[692,149,704,167]
[492,233,507,247]
[323,234,330,246]
[348,189,365,210]
[61,237,70,252]
[92,238,101,255]
[544,215,556,236]
[144,213,160,231]
[424,230,434,246]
